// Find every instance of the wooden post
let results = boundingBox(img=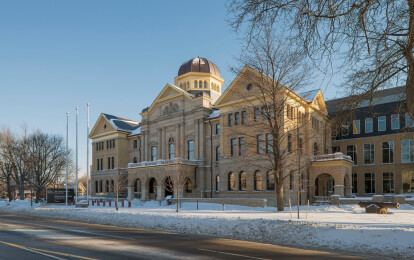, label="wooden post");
[289,198,292,220]
[306,200,309,220]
